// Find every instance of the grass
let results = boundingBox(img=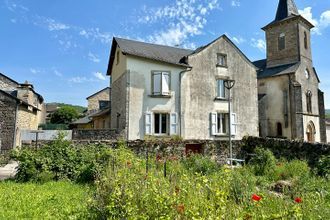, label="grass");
[0,181,91,219]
